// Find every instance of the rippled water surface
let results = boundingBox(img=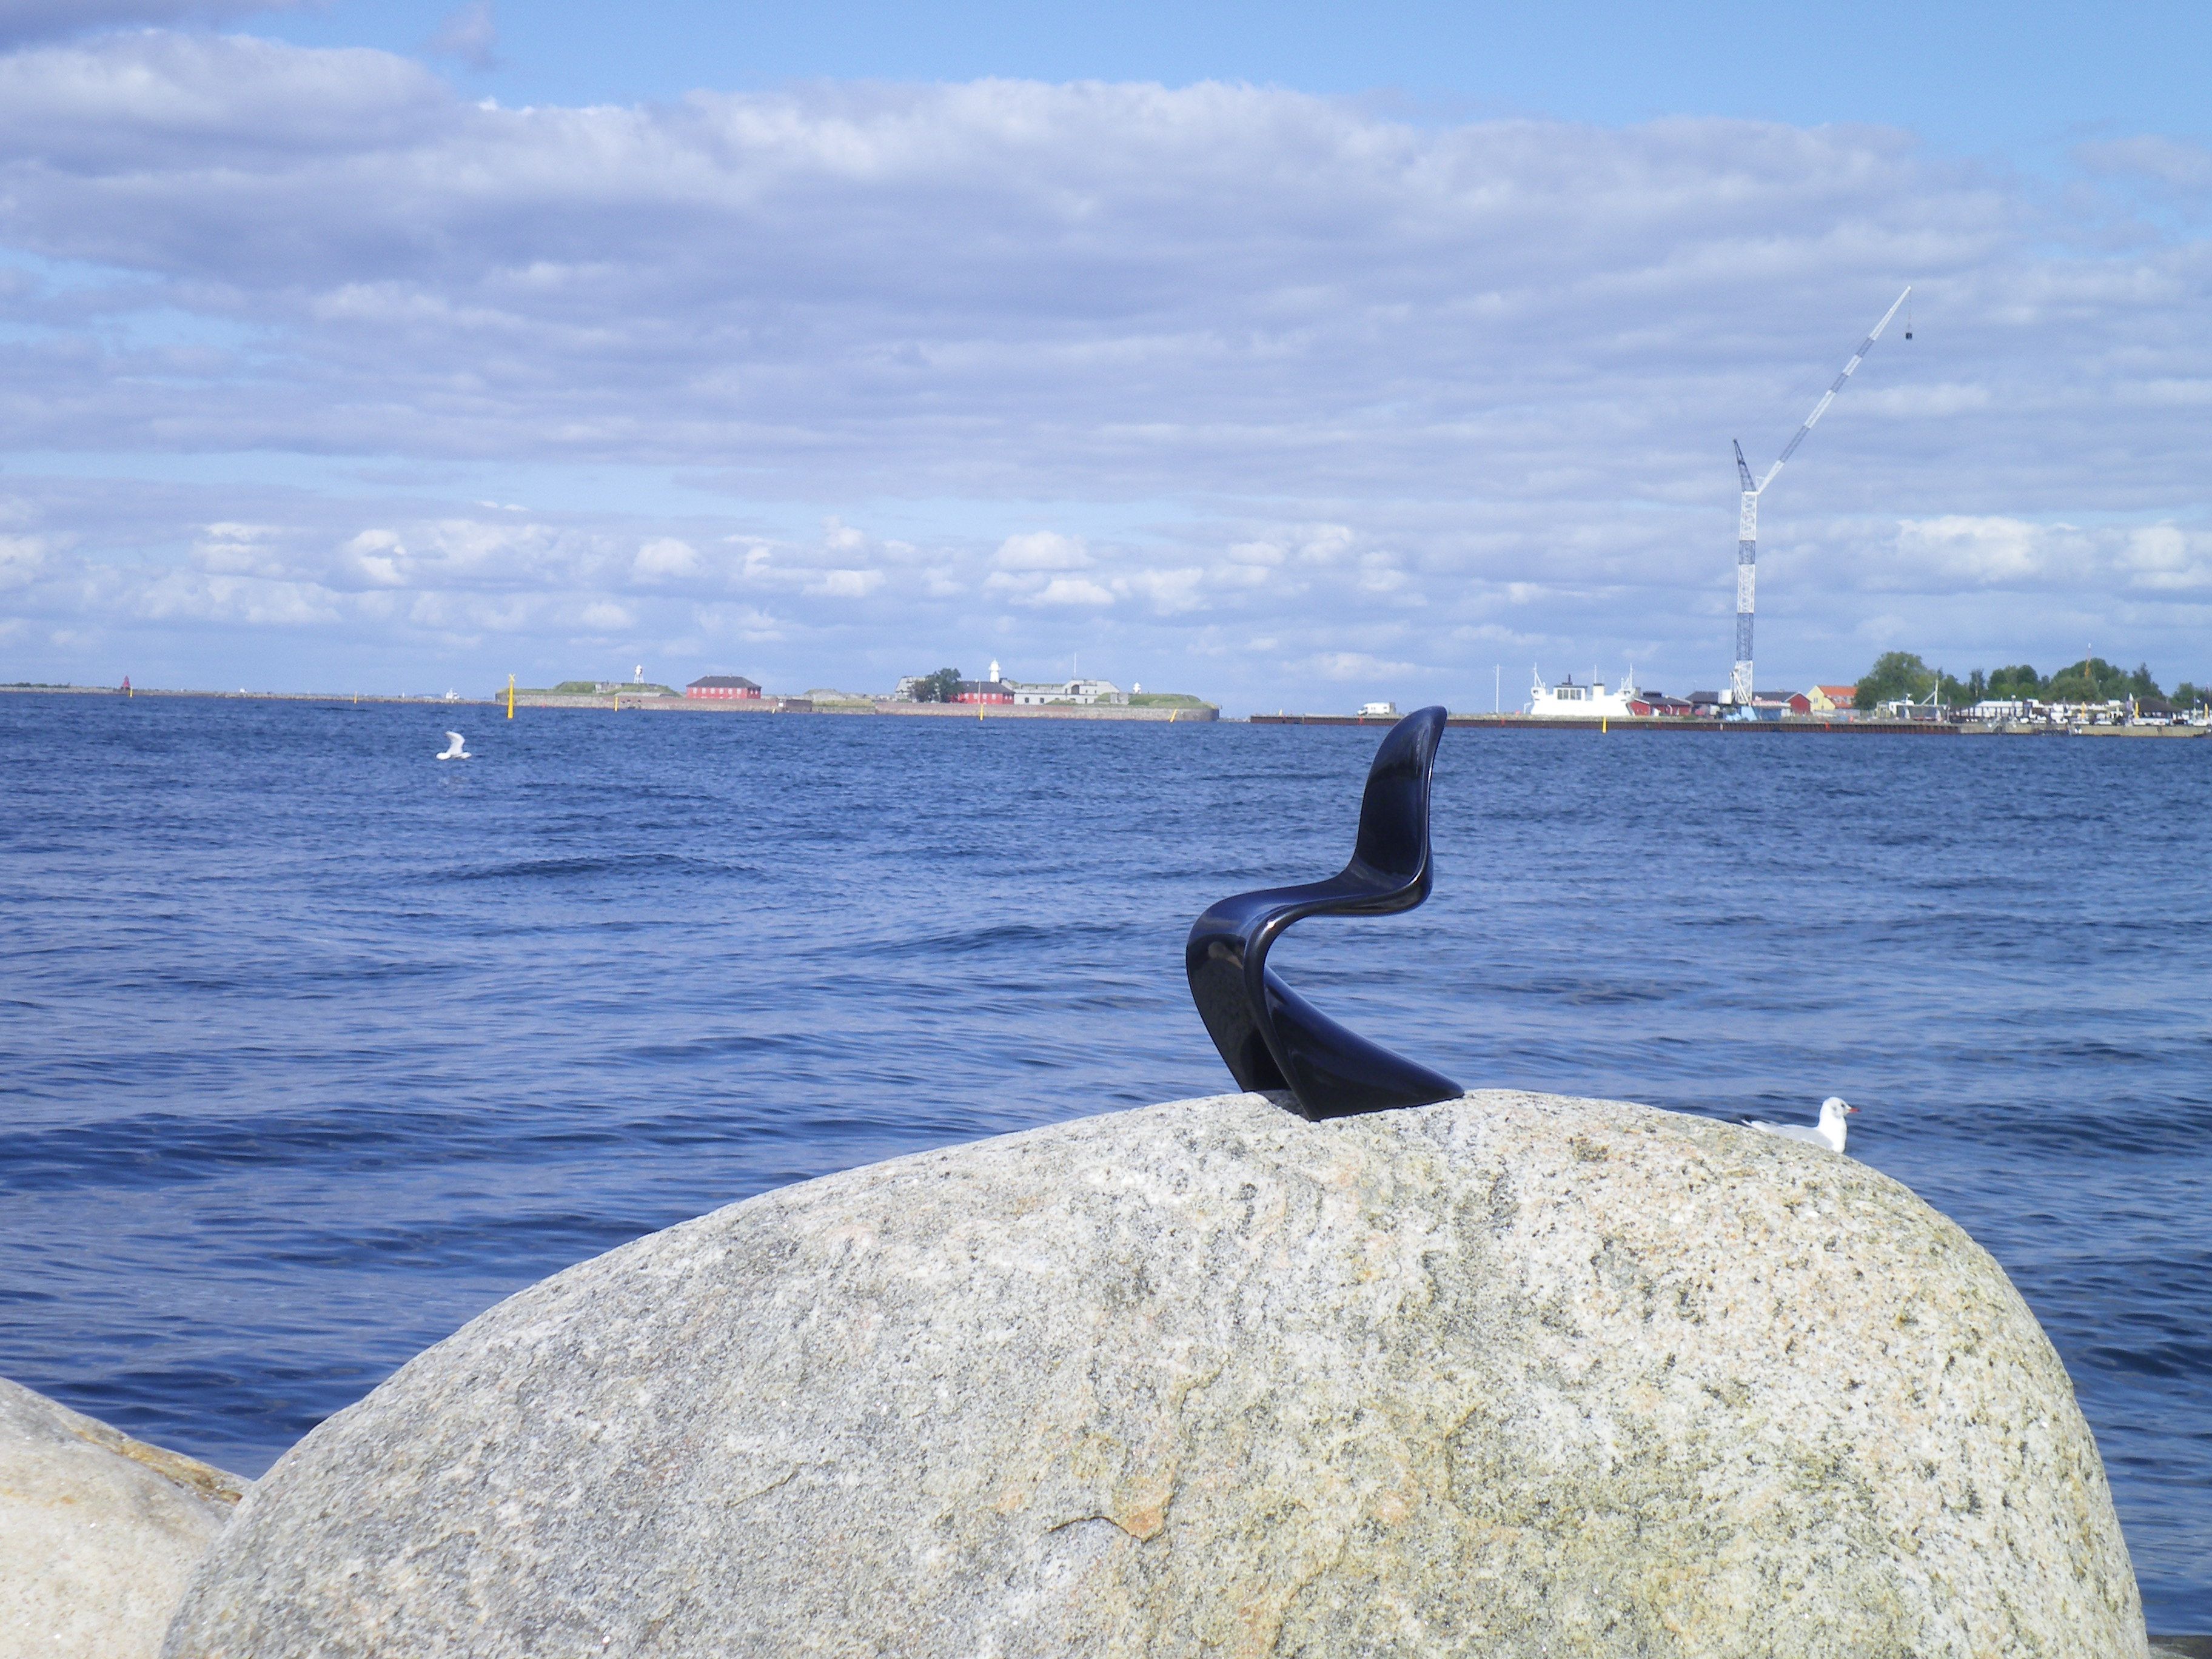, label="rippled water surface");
[3,694,2207,1626]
